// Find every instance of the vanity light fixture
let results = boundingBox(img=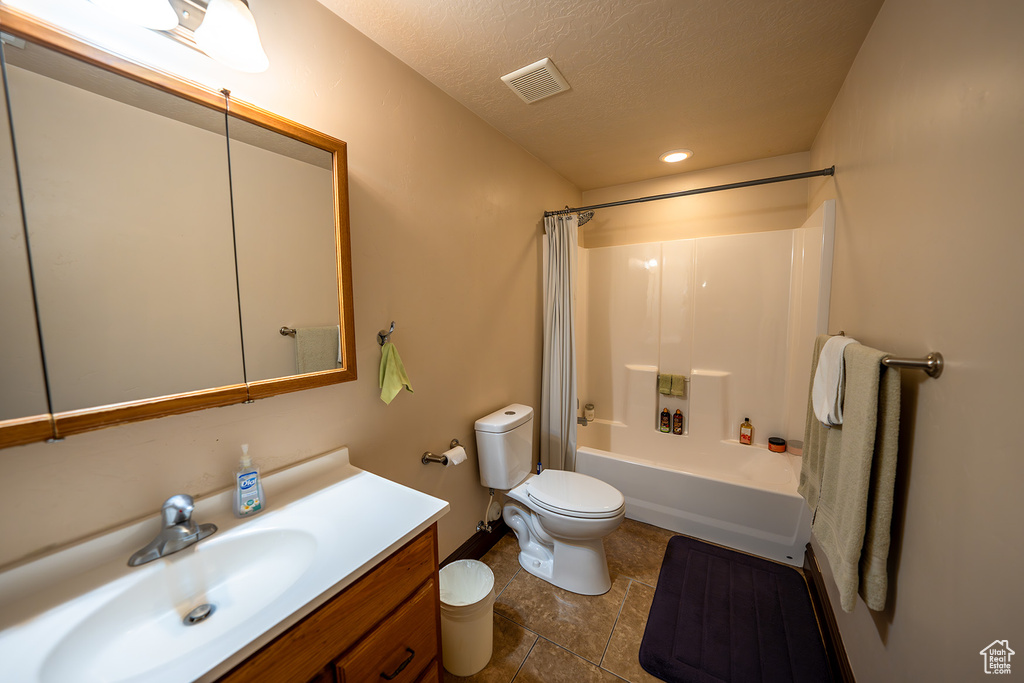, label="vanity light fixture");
[89,0,269,73]
[660,149,693,163]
